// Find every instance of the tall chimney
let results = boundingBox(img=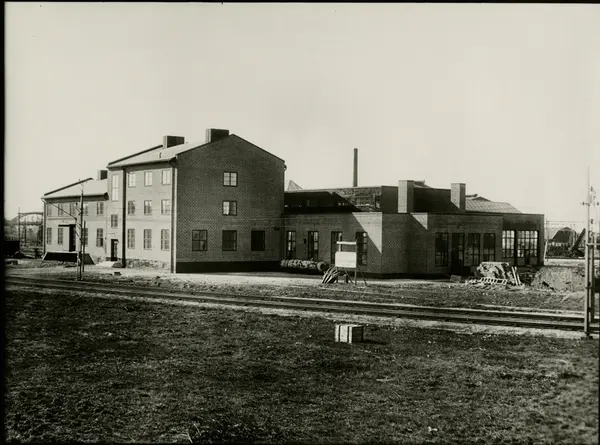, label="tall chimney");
[163,135,185,148]
[398,180,415,213]
[206,129,230,143]
[97,170,107,180]
[353,148,358,187]
[451,183,466,212]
